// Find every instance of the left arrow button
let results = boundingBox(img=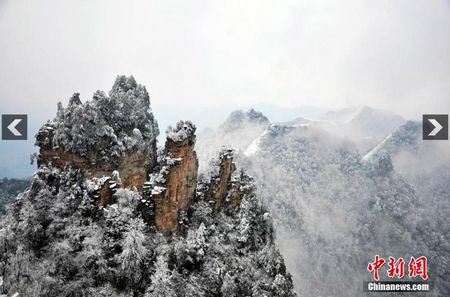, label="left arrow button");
[7,119,22,136]
[2,114,28,140]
